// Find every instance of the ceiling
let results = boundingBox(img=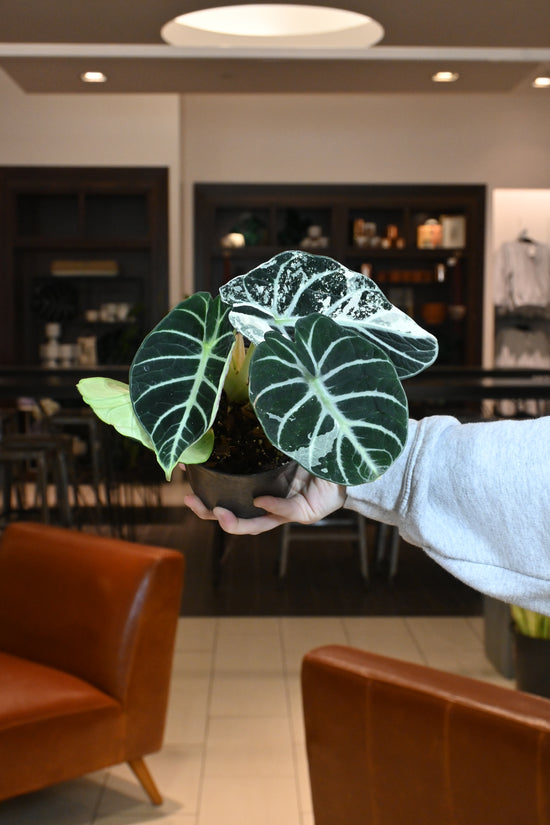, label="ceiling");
[0,0,549,94]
